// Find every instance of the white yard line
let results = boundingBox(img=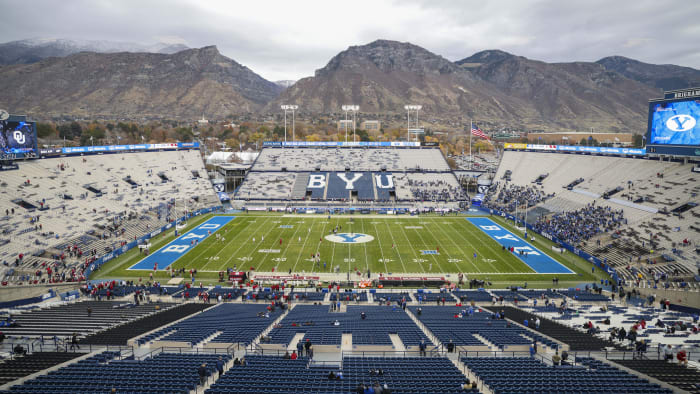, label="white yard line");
[389,220,421,273]
[199,219,255,270]
[406,222,446,273]
[290,219,317,273]
[220,217,275,268]
[429,219,482,273]
[370,221,390,274]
